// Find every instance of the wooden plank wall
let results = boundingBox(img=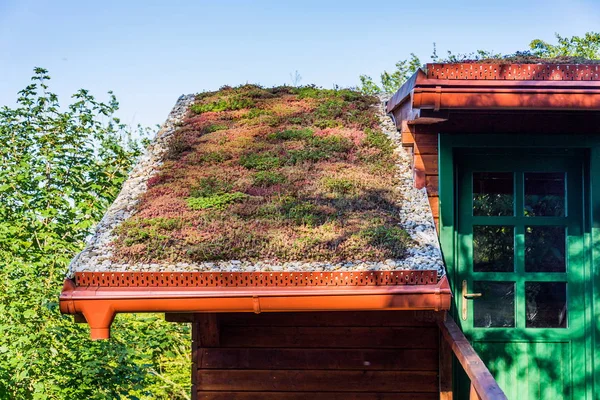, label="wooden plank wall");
[194,311,440,400]
[400,121,440,229]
